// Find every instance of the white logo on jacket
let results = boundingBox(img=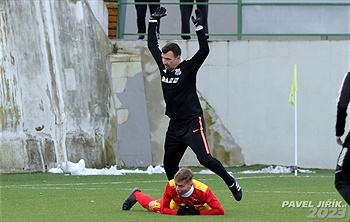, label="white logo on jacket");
[161,76,179,83]
[175,68,181,76]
